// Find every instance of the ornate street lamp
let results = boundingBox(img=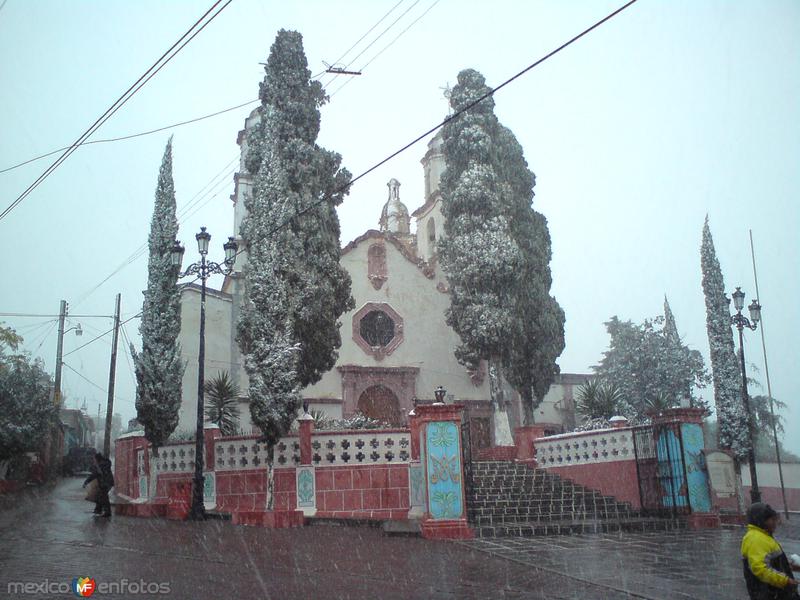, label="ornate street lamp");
[173,227,238,520]
[434,386,447,404]
[730,287,762,504]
